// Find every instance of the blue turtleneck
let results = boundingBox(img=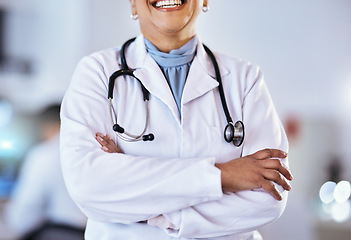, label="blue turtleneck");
[144,37,197,114]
